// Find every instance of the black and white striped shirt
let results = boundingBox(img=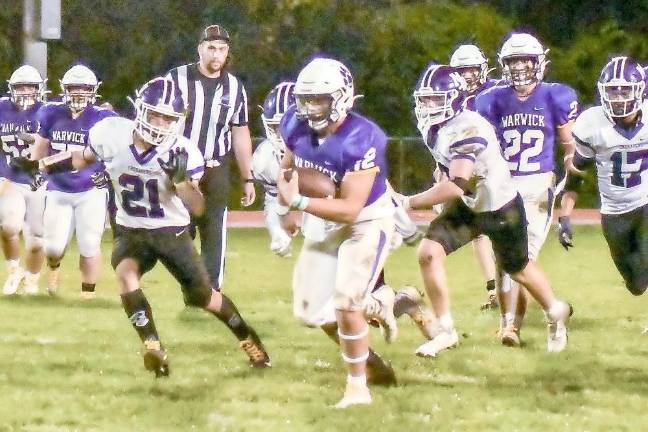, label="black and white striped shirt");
[166,64,248,162]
